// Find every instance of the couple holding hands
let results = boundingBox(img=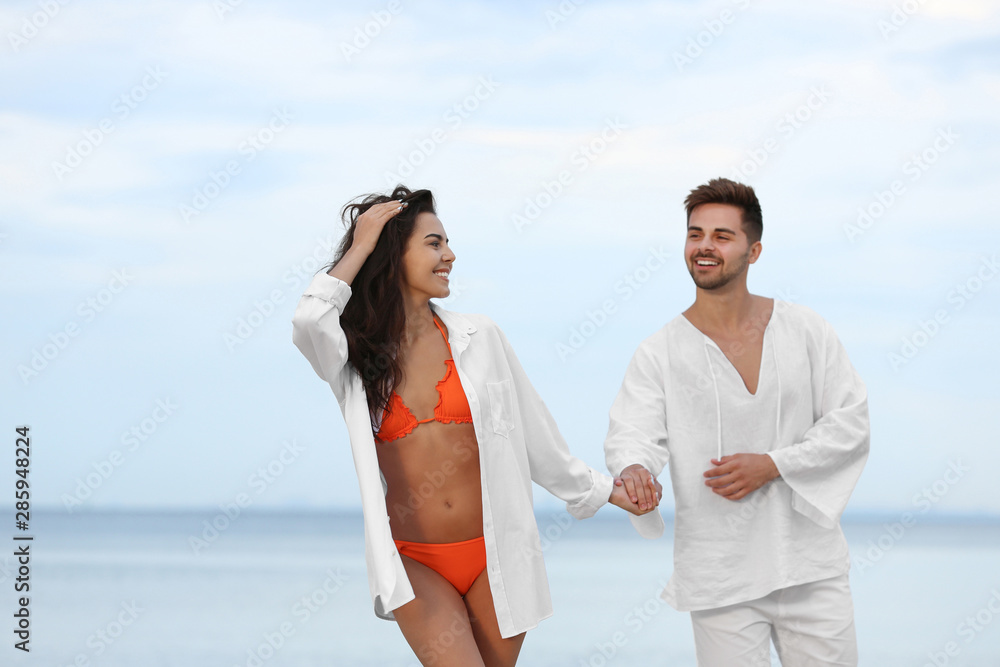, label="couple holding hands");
[291,178,870,666]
